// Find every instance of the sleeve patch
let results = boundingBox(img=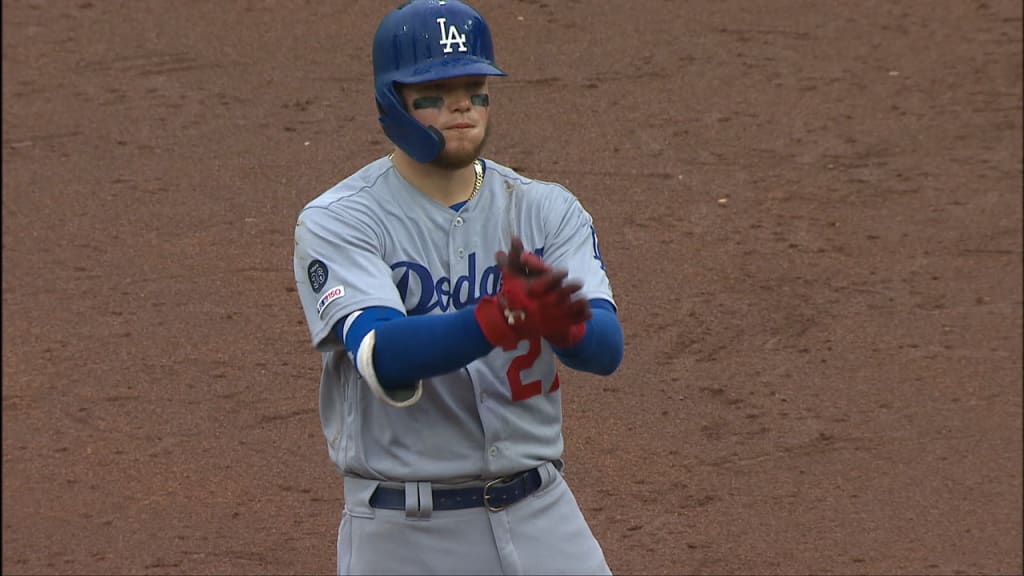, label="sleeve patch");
[317,285,346,318]
[308,259,329,293]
